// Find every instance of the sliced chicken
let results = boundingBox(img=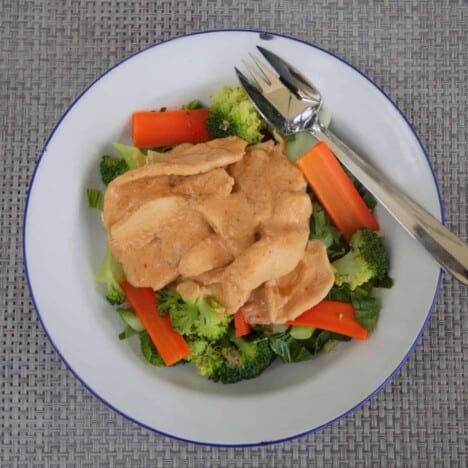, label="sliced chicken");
[240,286,269,325]
[206,281,251,314]
[187,267,250,314]
[109,196,211,289]
[173,168,234,198]
[178,234,233,277]
[176,277,249,314]
[196,192,259,256]
[229,140,306,198]
[243,240,335,324]
[111,136,247,184]
[192,266,227,286]
[117,240,179,291]
[219,190,312,292]
[102,168,234,228]
[262,191,313,233]
[224,140,307,226]
[220,229,310,293]
[176,280,202,302]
